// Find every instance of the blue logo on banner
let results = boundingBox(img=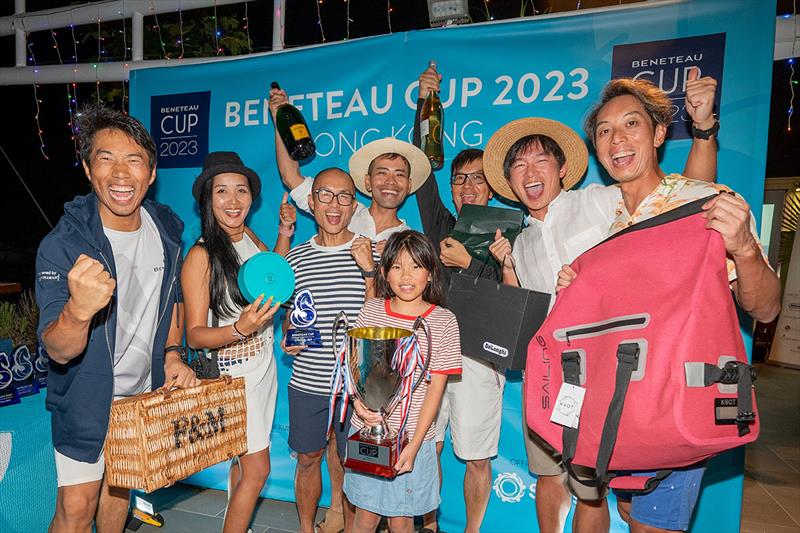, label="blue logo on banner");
[611,33,726,140]
[151,91,211,168]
